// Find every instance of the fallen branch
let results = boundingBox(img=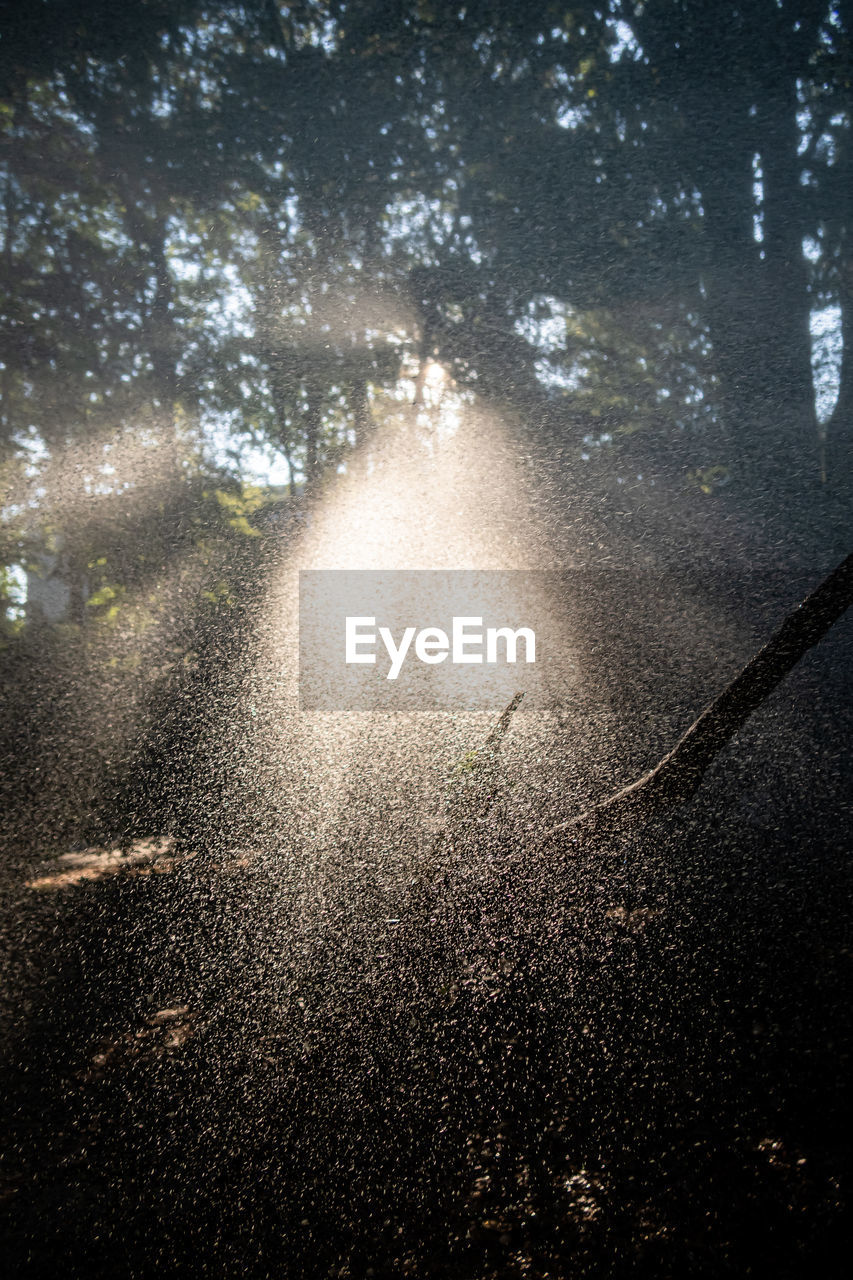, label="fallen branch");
[542,551,853,848]
[484,690,526,749]
[430,691,526,850]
